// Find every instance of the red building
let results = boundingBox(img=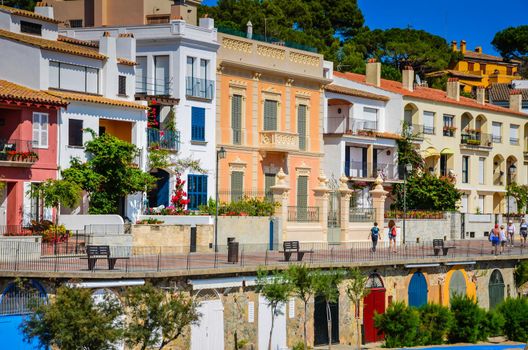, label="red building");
[0,80,67,228]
